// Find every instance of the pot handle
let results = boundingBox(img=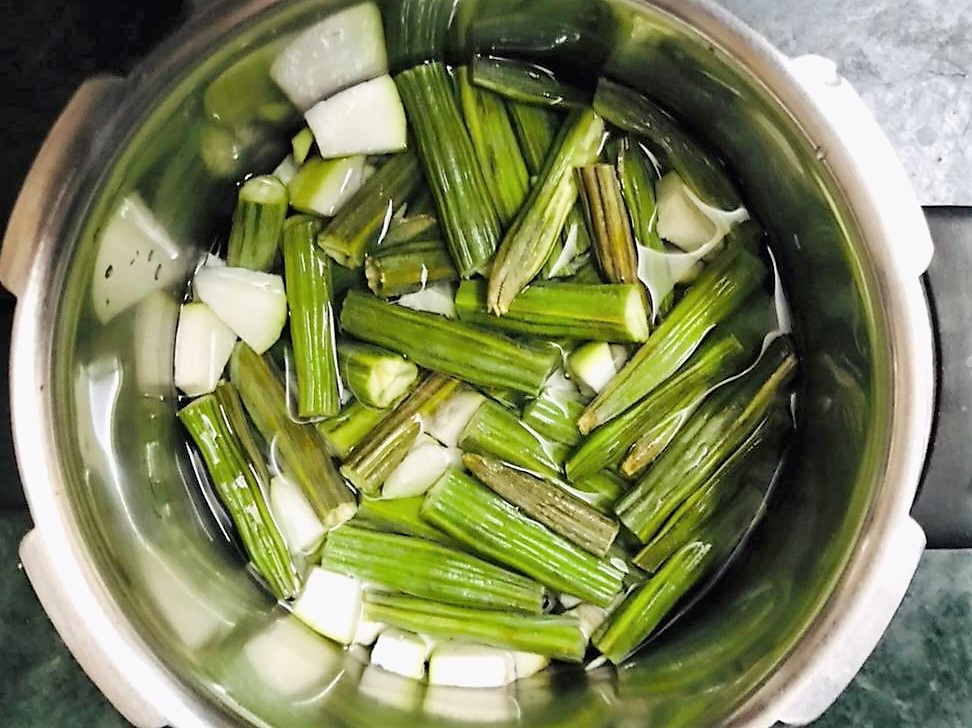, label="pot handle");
[786,54,934,279]
[773,516,925,725]
[19,529,168,728]
[0,75,126,297]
